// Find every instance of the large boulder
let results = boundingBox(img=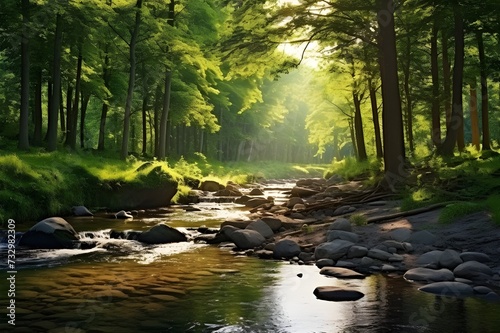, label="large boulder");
[228,230,265,250]
[459,252,491,263]
[416,250,443,268]
[246,220,274,238]
[313,286,364,302]
[404,267,455,282]
[273,239,301,259]
[71,206,93,216]
[439,249,463,270]
[199,180,224,192]
[453,261,493,280]
[328,218,352,232]
[138,224,187,244]
[314,240,354,261]
[260,217,282,232]
[19,217,79,249]
[418,282,474,297]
